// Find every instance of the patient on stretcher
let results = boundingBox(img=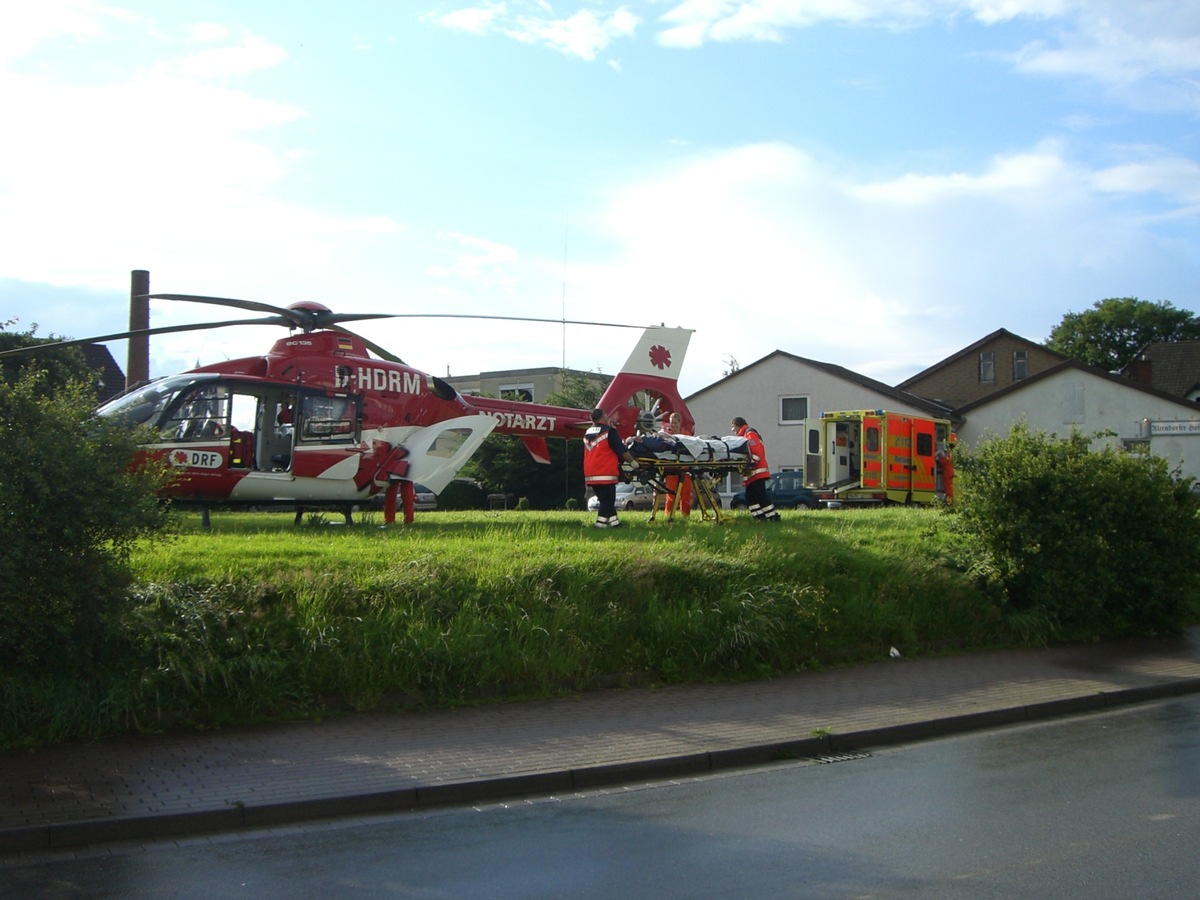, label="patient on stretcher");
[626,434,749,462]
